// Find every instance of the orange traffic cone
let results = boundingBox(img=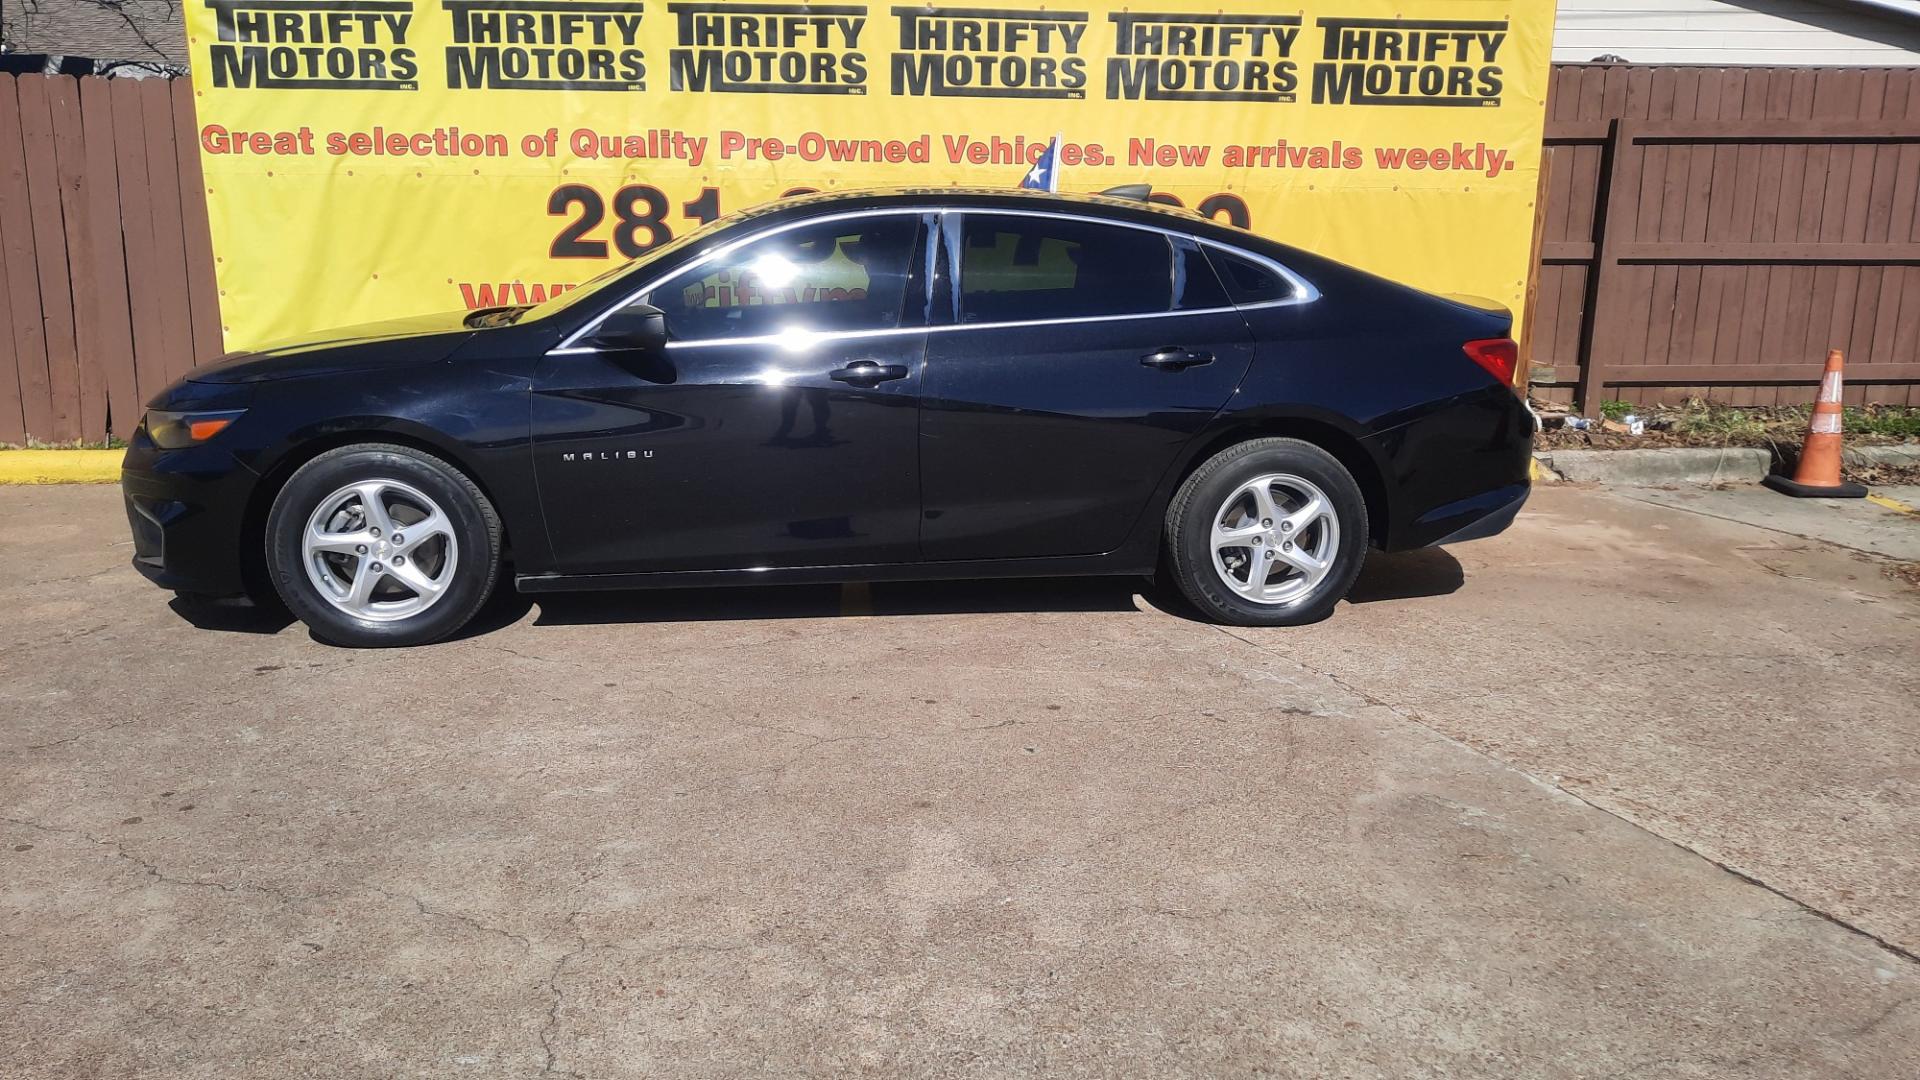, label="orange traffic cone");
[1763,349,1867,498]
